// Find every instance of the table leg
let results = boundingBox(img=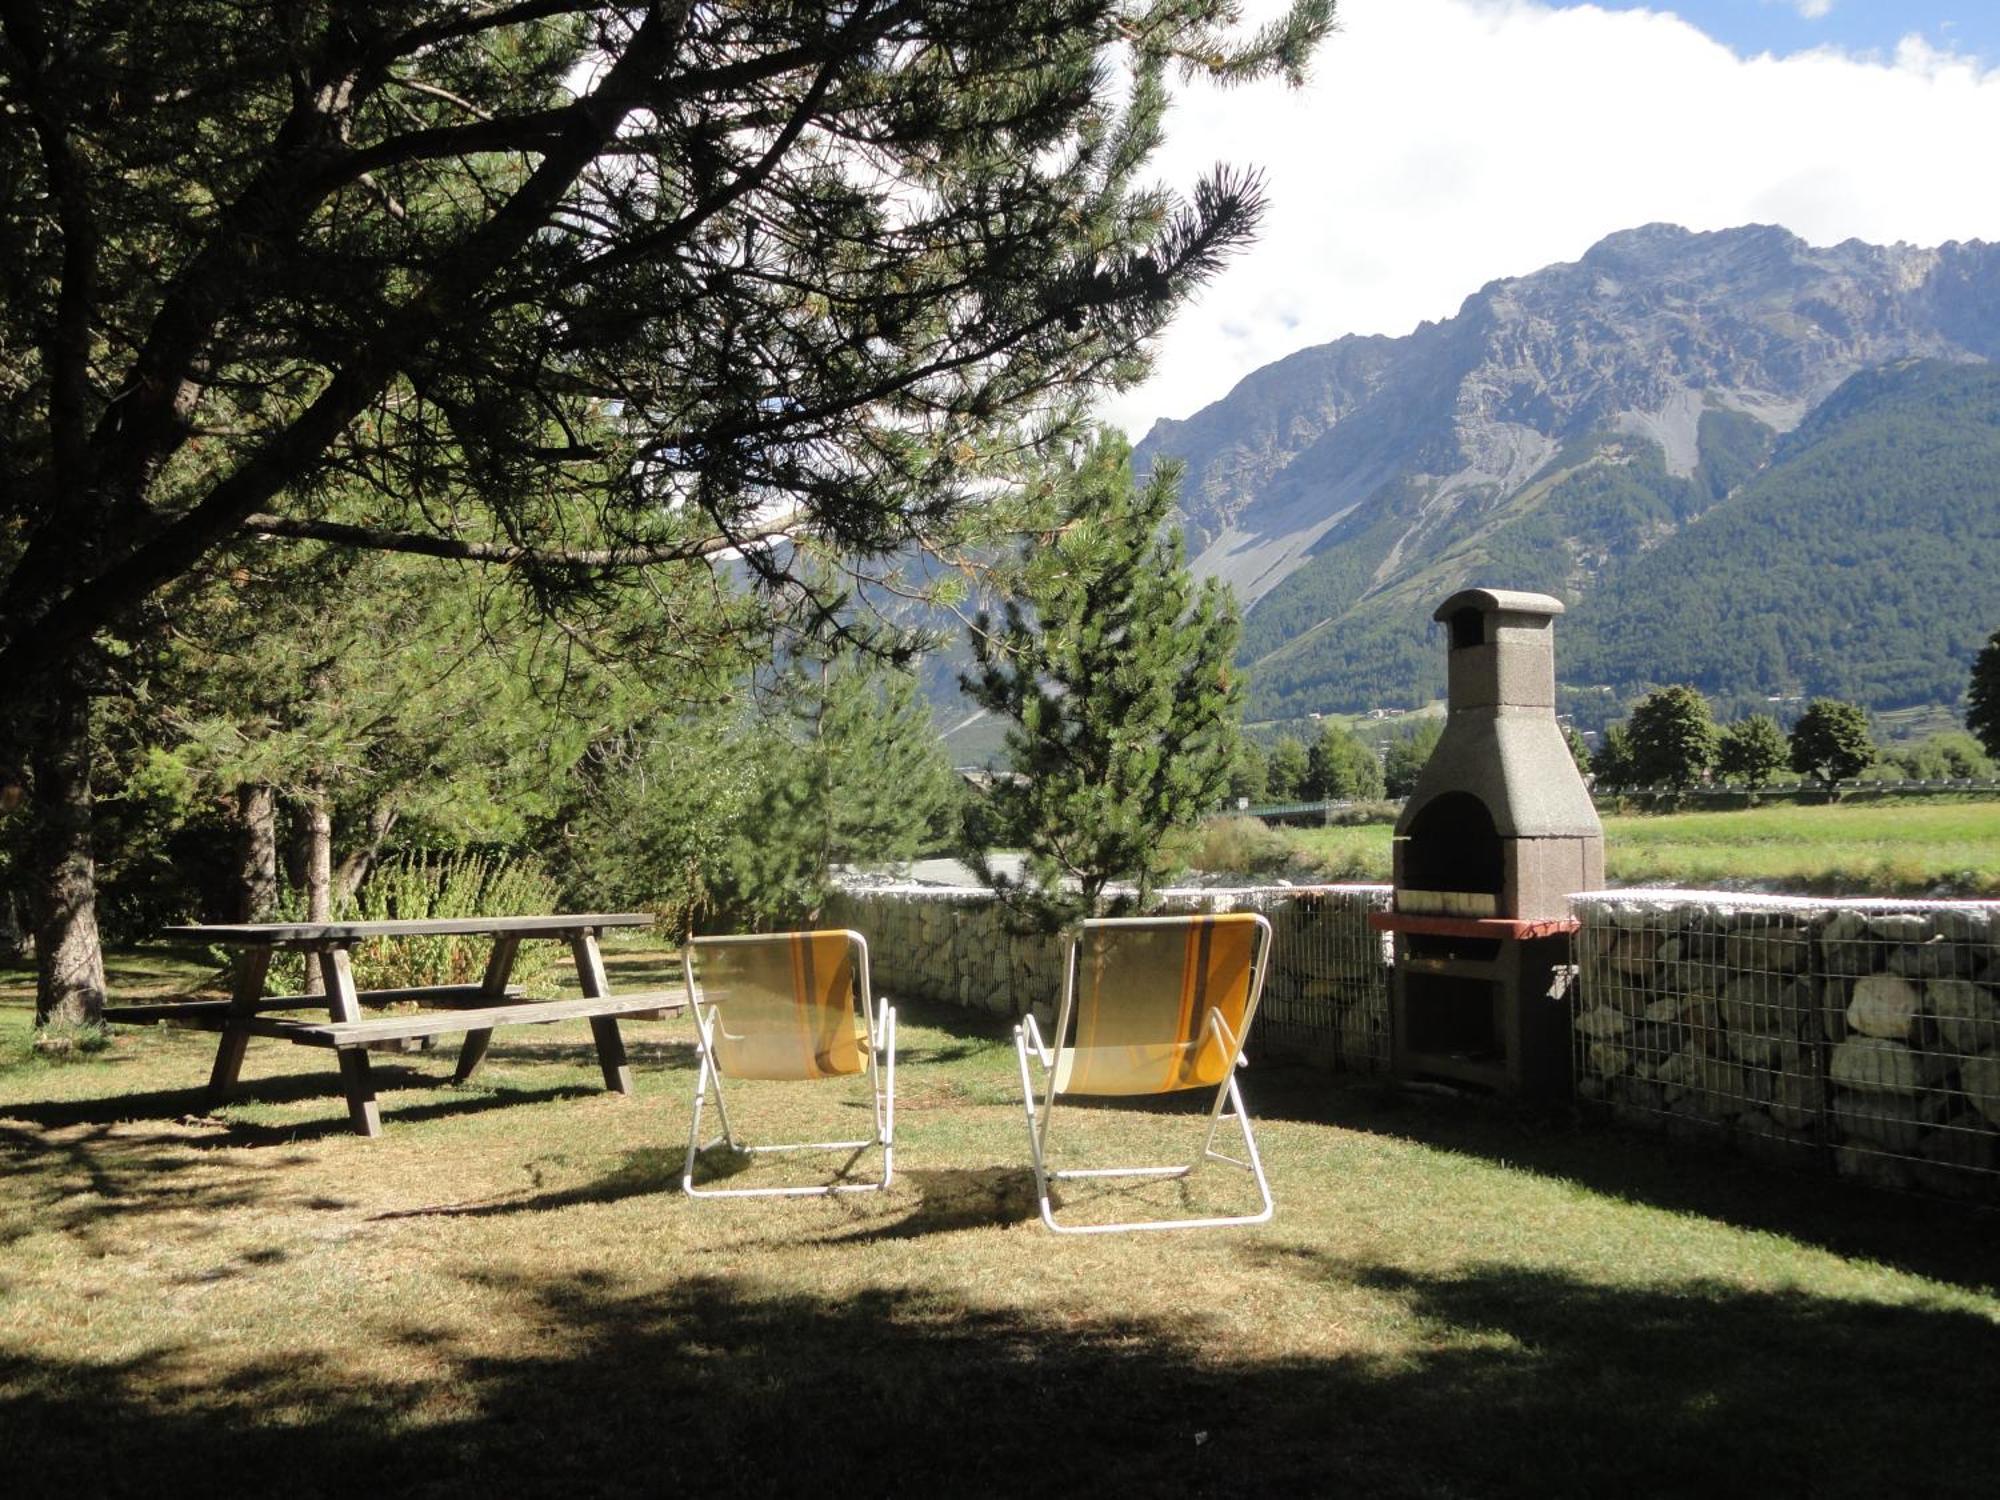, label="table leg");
[571,930,634,1094]
[204,947,272,1108]
[321,947,382,1138]
[453,933,520,1085]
